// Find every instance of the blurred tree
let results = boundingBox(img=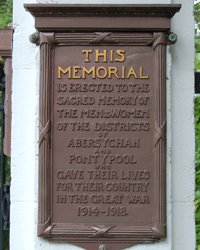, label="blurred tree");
[0,0,12,28]
[195,2,200,24]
